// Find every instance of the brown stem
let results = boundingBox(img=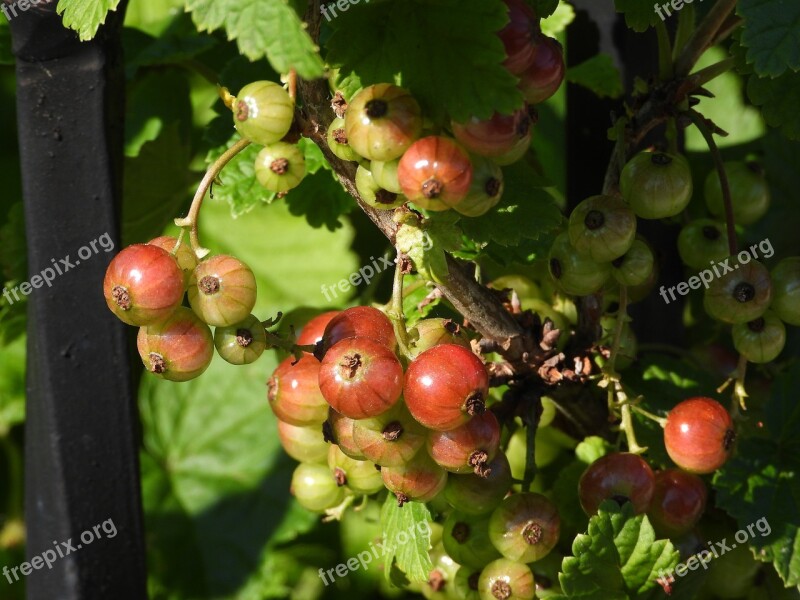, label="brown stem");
[675,0,738,76]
